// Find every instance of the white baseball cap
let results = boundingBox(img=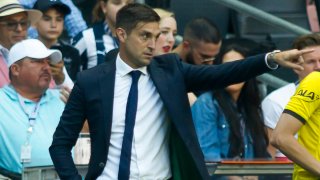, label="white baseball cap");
[8,39,62,67]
